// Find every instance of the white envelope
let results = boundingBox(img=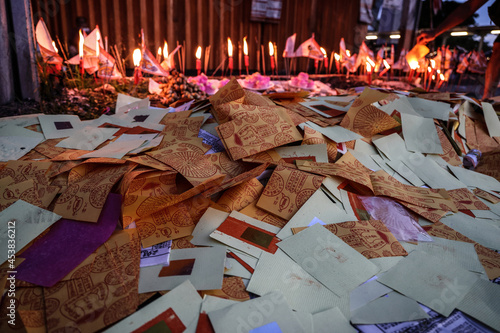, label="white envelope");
[138,245,226,292]
[407,97,451,120]
[278,224,379,297]
[378,250,479,317]
[55,126,118,150]
[312,307,357,333]
[38,114,82,139]
[247,250,349,315]
[402,153,466,190]
[300,121,363,143]
[189,207,229,247]
[207,291,306,333]
[457,279,500,331]
[79,139,147,159]
[0,200,61,265]
[0,136,44,162]
[276,189,356,240]
[441,212,500,251]
[448,165,500,192]
[104,280,202,333]
[401,113,443,154]
[350,292,429,324]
